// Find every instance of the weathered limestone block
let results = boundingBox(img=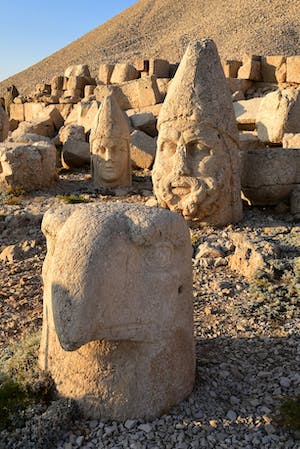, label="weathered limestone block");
[237,55,262,81]
[11,133,51,144]
[24,102,46,121]
[94,84,131,110]
[241,148,299,205]
[261,56,286,83]
[65,100,100,133]
[133,59,149,72]
[229,232,280,278]
[64,64,91,79]
[54,104,74,121]
[130,130,156,169]
[156,78,171,101]
[39,202,195,420]
[0,141,56,192]
[51,75,64,93]
[128,110,157,137]
[13,105,64,140]
[148,59,170,78]
[227,78,253,94]
[0,106,9,142]
[95,77,161,111]
[110,63,139,84]
[222,60,242,78]
[39,105,64,131]
[256,88,300,144]
[58,124,86,145]
[239,131,264,151]
[152,39,242,226]
[84,85,96,98]
[58,124,90,169]
[11,118,55,139]
[90,93,131,187]
[98,64,114,84]
[234,98,262,130]
[283,133,300,148]
[9,103,25,122]
[5,85,19,115]
[62,141,90,169]
[286,56,300,83]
